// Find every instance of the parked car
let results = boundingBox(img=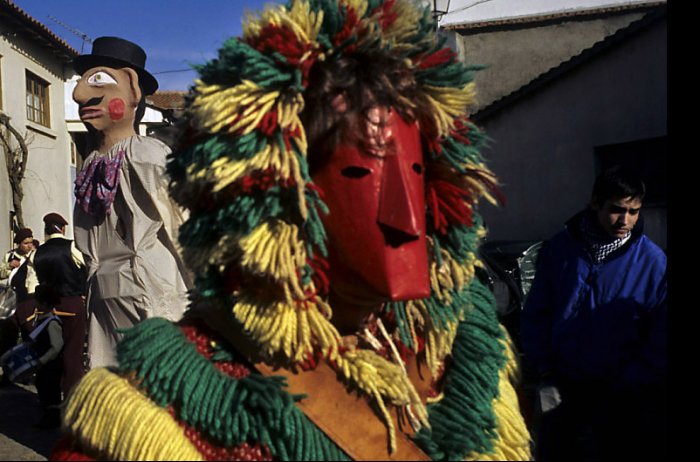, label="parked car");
[478,239,544,434]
